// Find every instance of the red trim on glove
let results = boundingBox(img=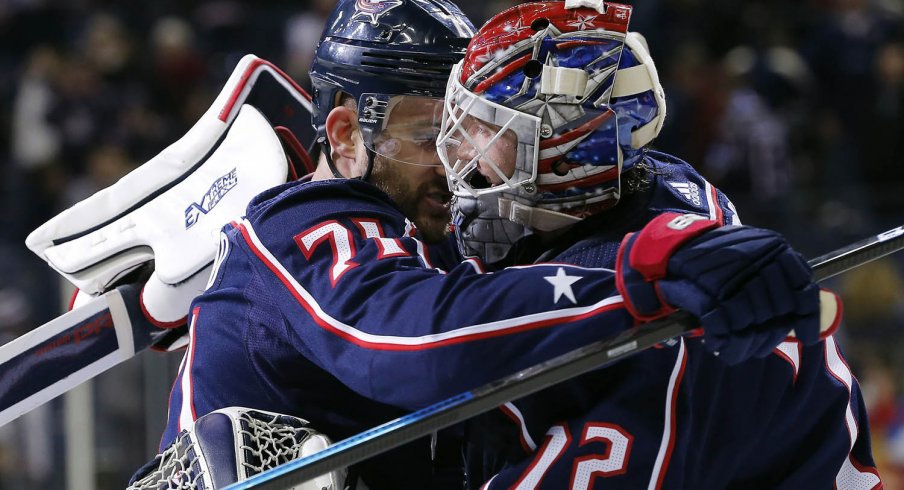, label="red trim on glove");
[652,281,679,318]
[615,233,642,318]
[615,233,679,321]
[628,213,721,281]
